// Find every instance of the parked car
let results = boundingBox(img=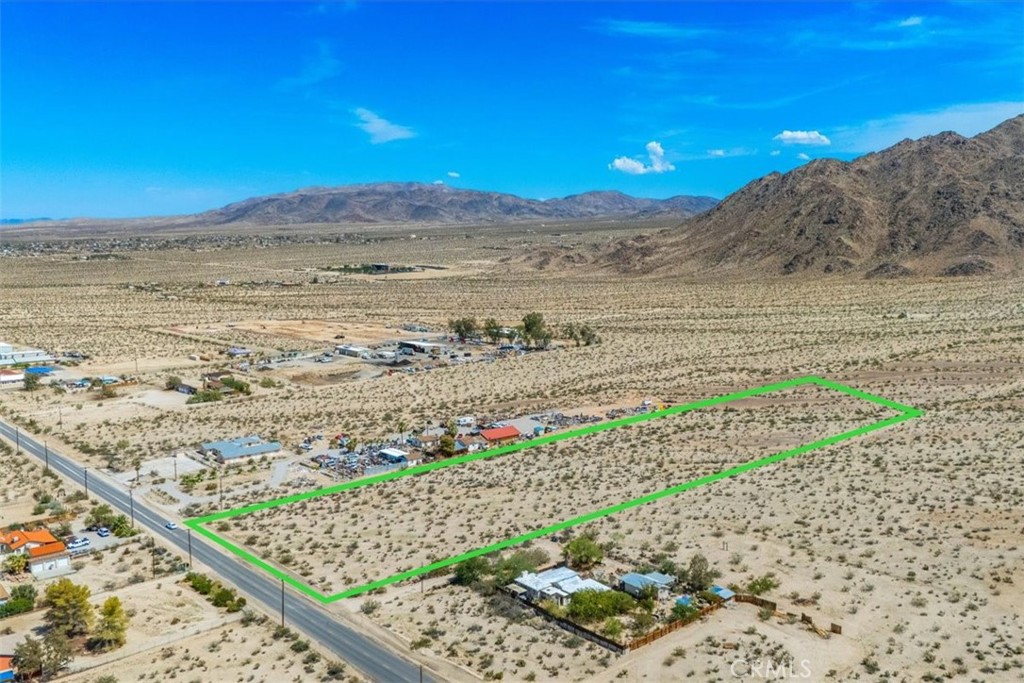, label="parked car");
[165,522,178,530]
[97,527,110,537]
